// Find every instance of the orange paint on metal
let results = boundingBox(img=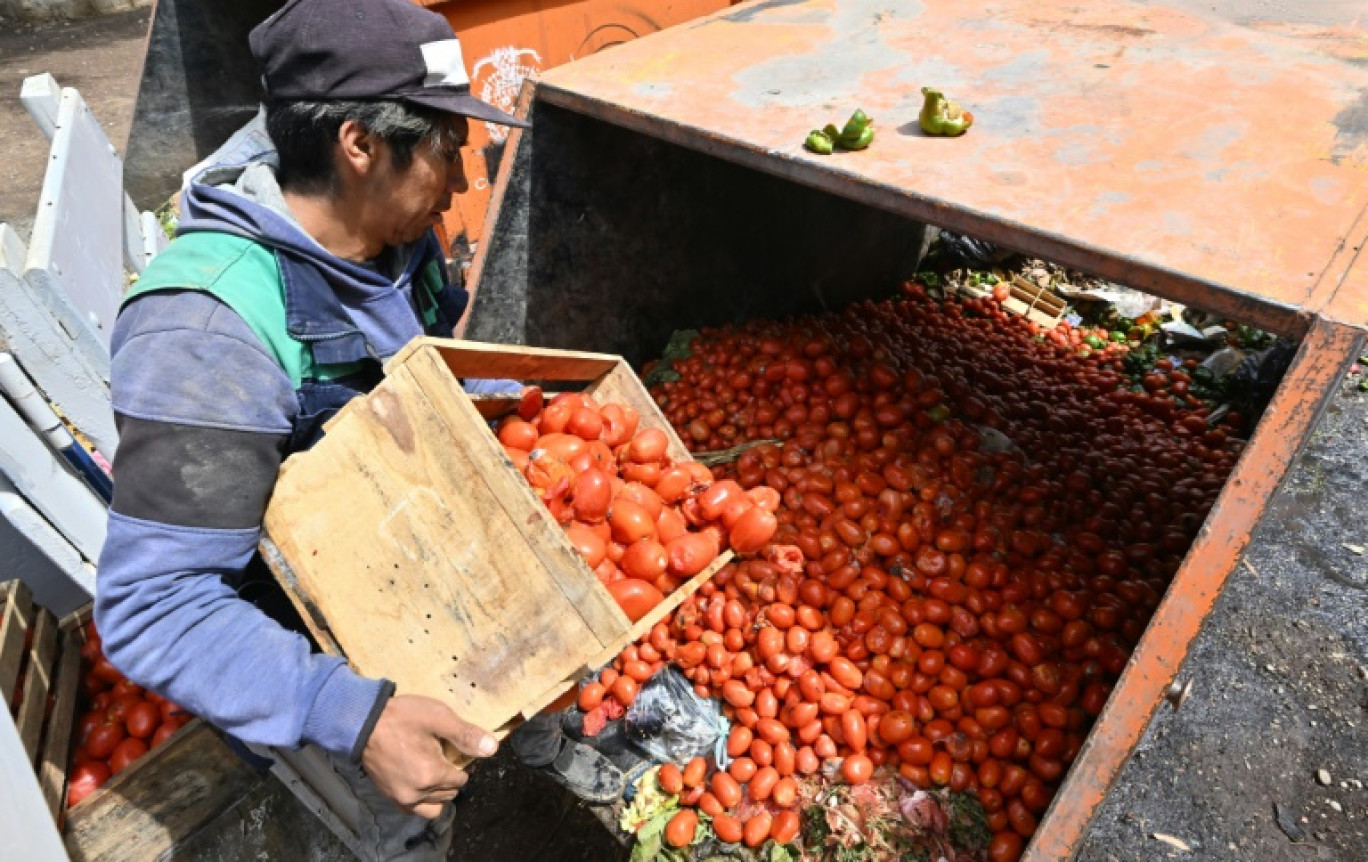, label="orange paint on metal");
[533,0,1368,334]
[420,0,734,262]
[1025,318,1363,860]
